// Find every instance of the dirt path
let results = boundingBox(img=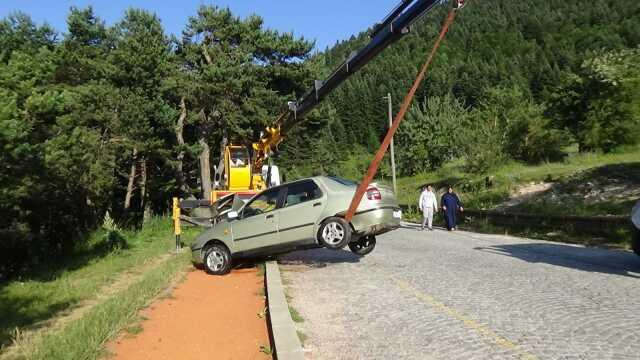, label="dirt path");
[106,268,271,360]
